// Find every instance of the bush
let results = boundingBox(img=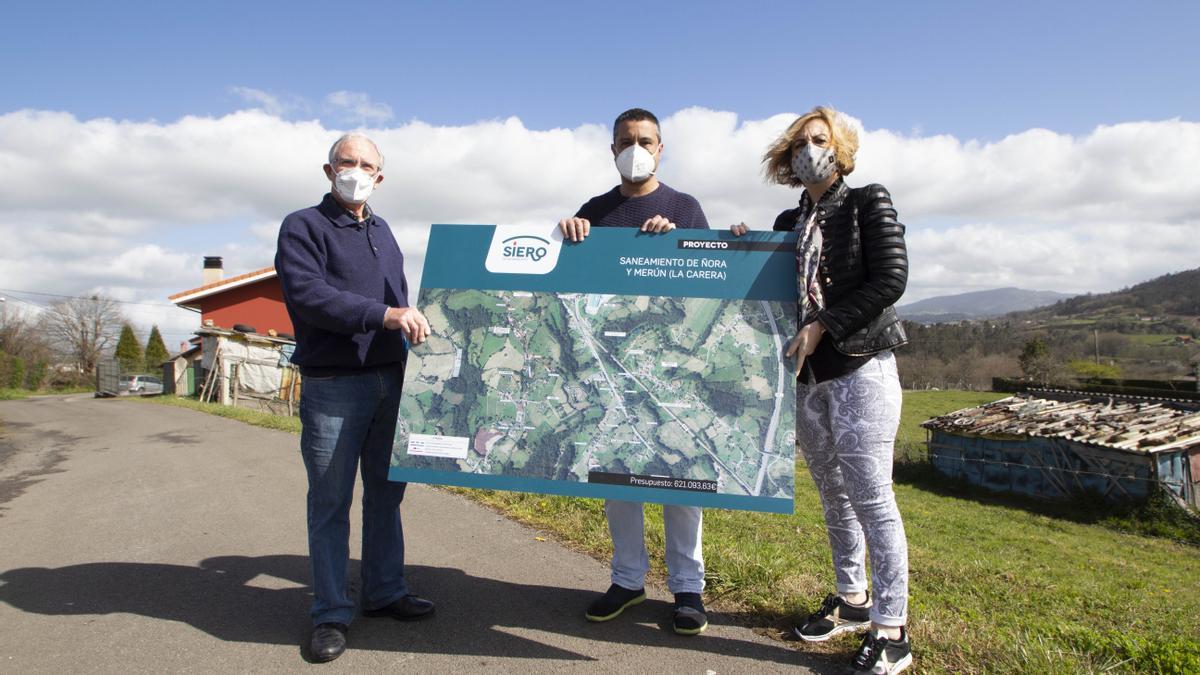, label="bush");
[0,351,25,389]
[25,361,46,390]
[1067,359,1121,379]
[8,356,25,389]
